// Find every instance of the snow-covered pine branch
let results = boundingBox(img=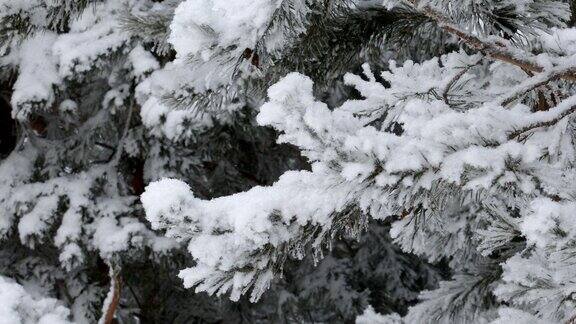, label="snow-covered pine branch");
[143,1,576,322]
[4,0,441,321]
[5,0,576,322]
